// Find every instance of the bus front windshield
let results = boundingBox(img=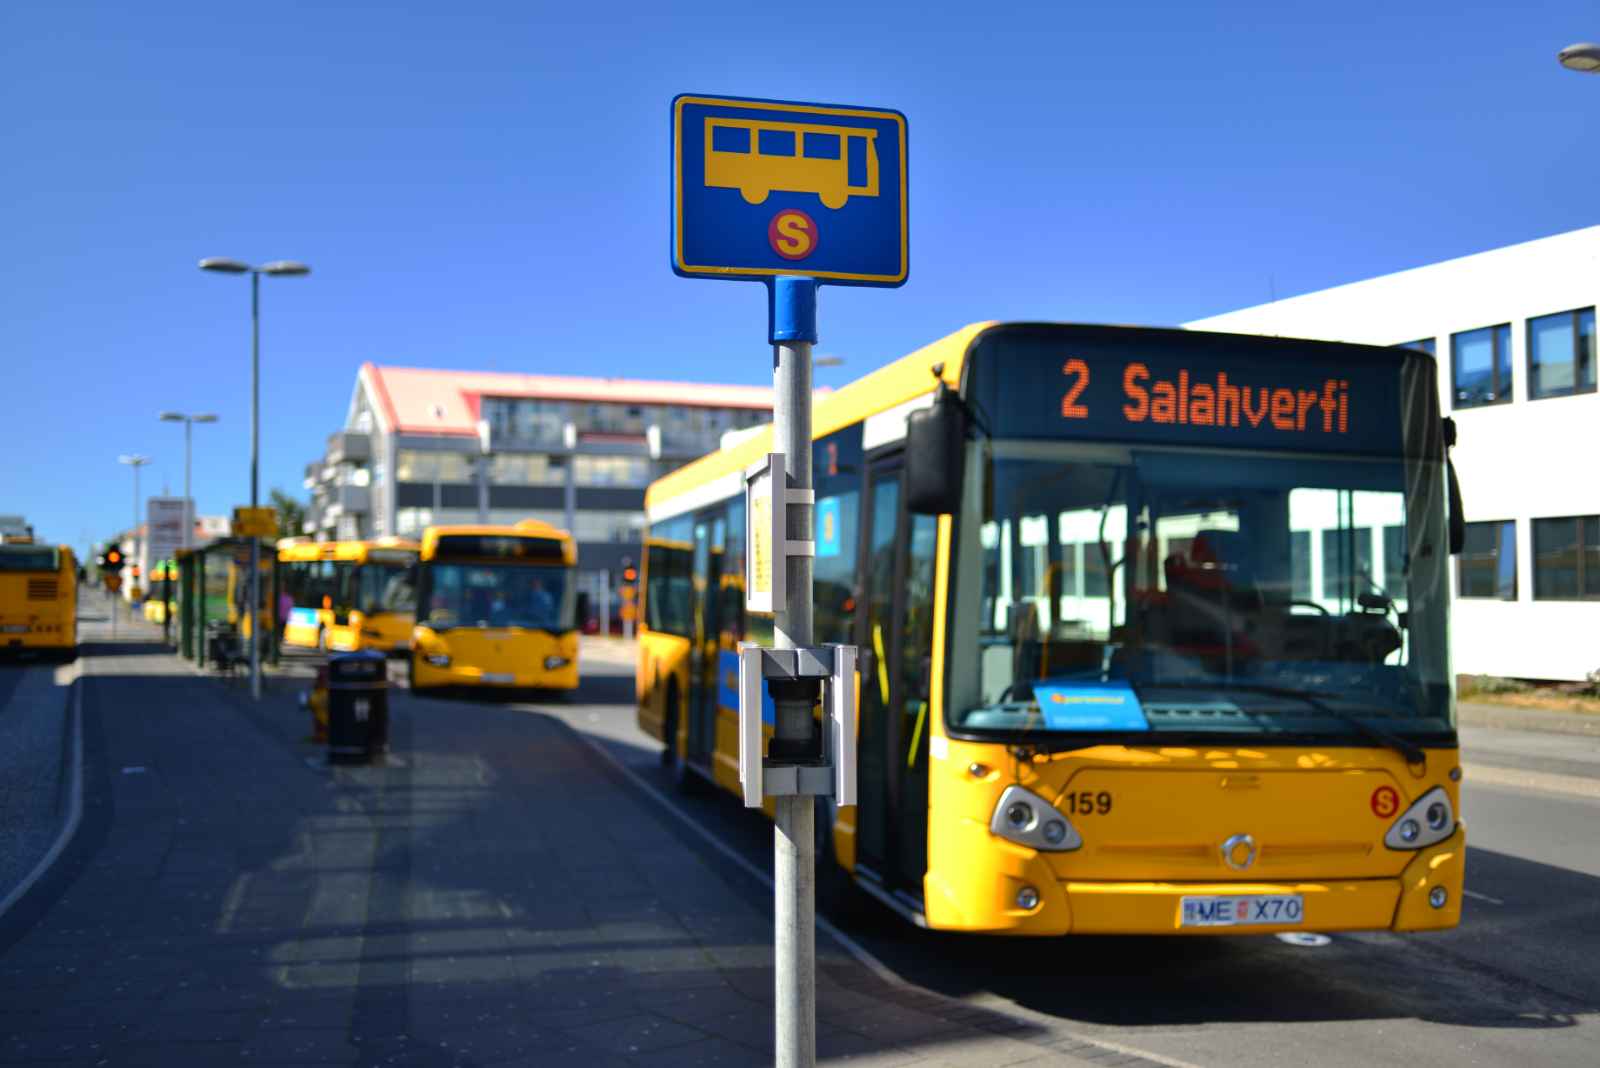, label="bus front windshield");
[422,562,574,633]
[949,441,1453,743]
[361,563,416,616]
